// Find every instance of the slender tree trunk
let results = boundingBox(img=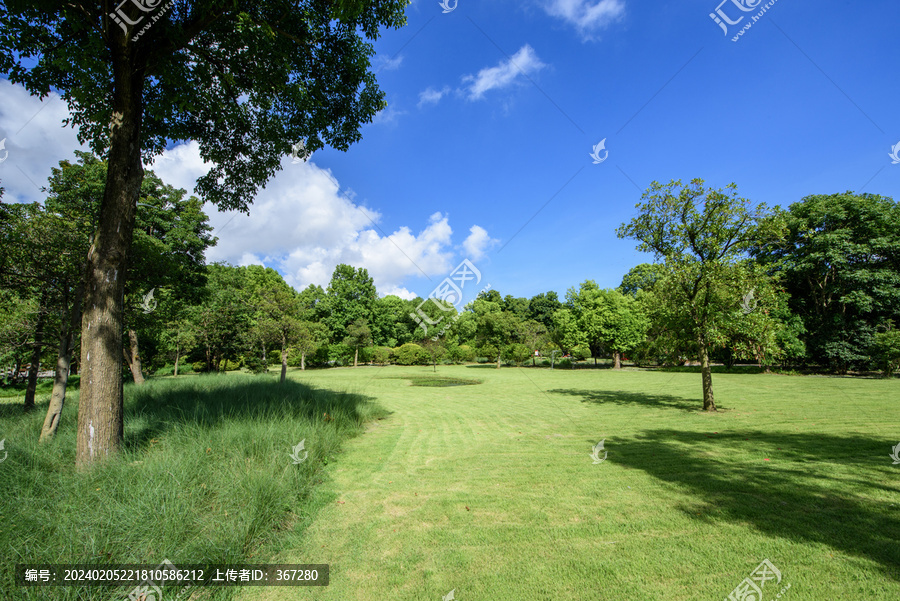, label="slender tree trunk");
[124,329,145,384]
[354,347,358,367]
[174,342,180,377]
[496,352,501,369]
[24,292,49,411]
[698,338,716,411]
[301,352,306,371]
[41,282,84,442]
[76,50,145,467]
[613,350,622,369]
[280,343,288,383]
